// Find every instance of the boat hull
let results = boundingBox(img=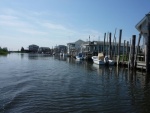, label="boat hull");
[92,56,115,65]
